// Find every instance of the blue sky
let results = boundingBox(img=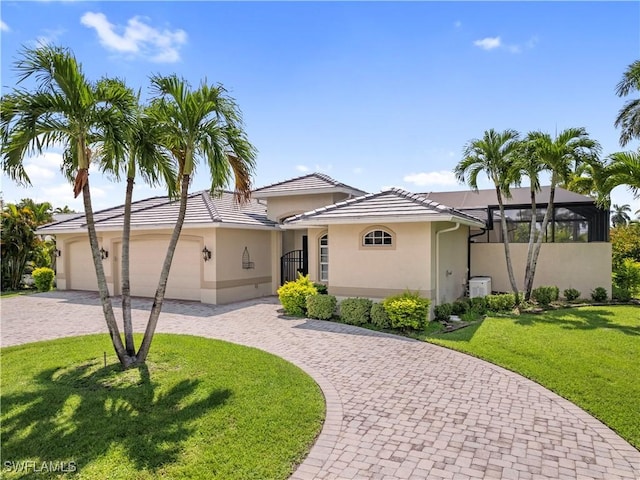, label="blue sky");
[1,1,639,216]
